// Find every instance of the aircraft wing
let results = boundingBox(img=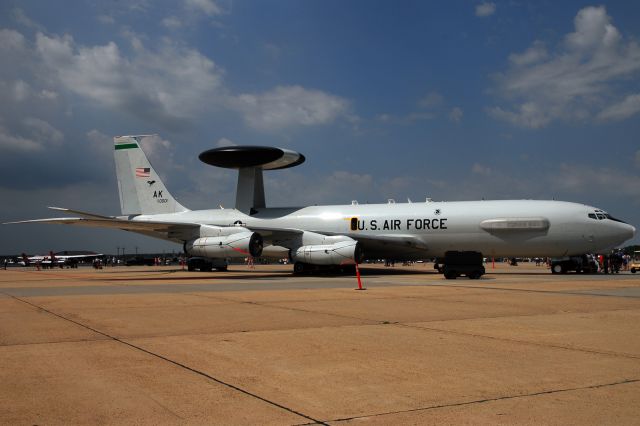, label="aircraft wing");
[247,227,429,258]
[350,234,428,250]
[5,216,202,242]
[342,233,429,259]
[7,215,429,258]
[5,217,197,231]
